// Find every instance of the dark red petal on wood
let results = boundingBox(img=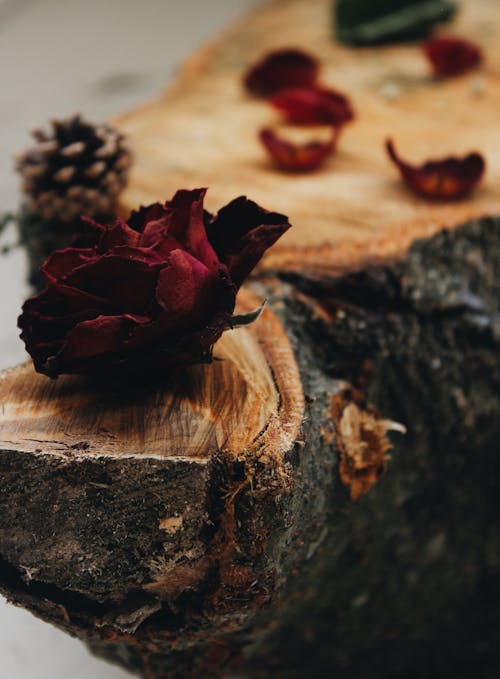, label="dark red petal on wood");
[127,203,167,233]
[163,189,221,272]
[244,48,319,97]
[386,139,485,200]
[40,248,98,283]
[260,127,338,173]
[270,87,354,126]
[75,217,106,248]
[64,255,163,313]
[423,35,482,77]
[61,314,150,361]
[138,189,221,274]
[156,249,213,321]
[96,219,142,251]
[206,197,291,288]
